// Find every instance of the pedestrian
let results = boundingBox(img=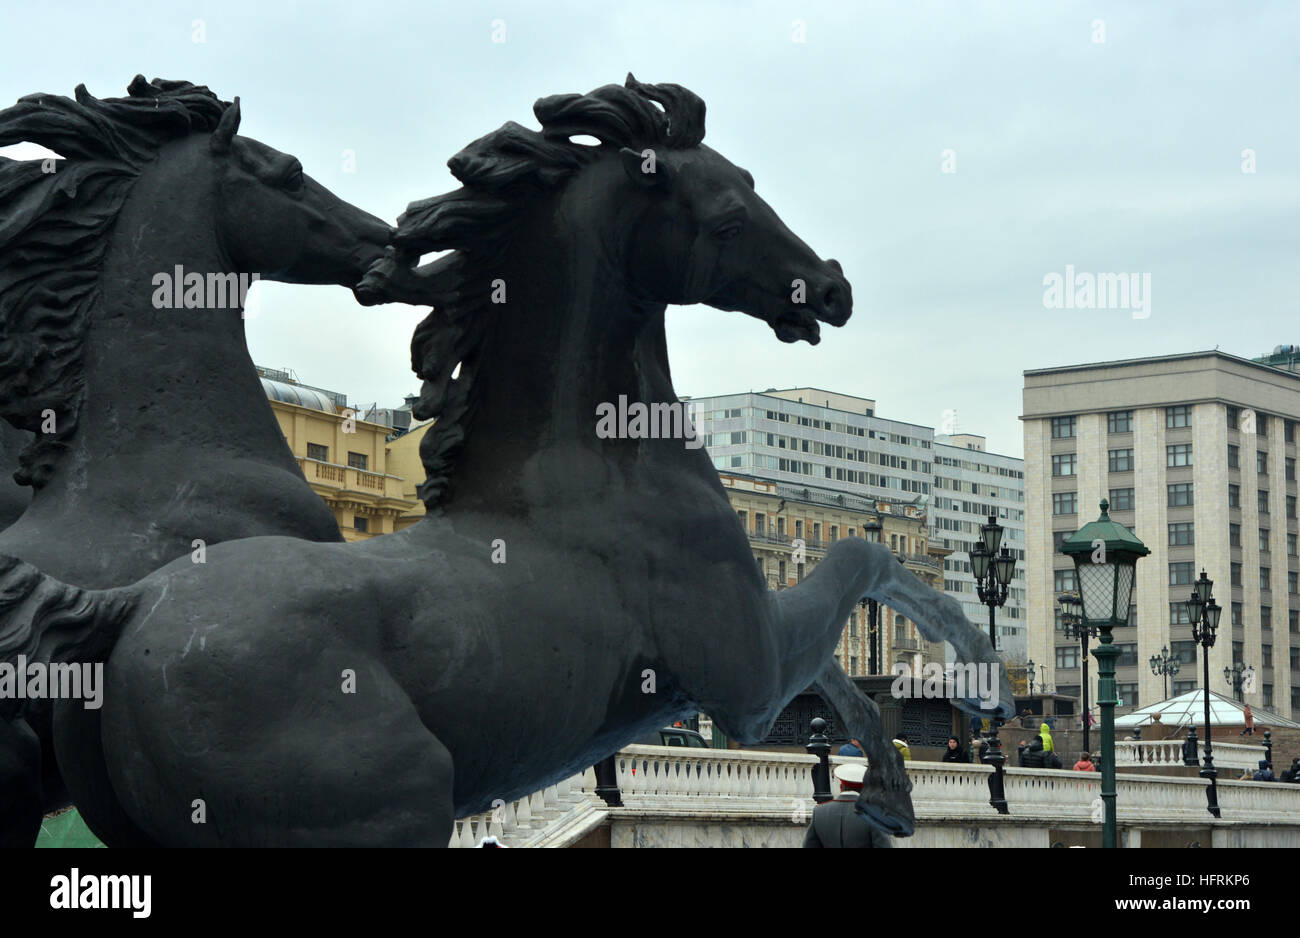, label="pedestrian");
[837,737,866,758]
[1252,759,1274,782]
[941,735,968,763]
[1280,759,1298,783]
[1073,751,1097,772]
[1239,704,1255,736]
[970,714,982,739]
[1019,708,1034,729]
[1019,735,1044,768]
[1039,721,1055,753]
[892,733,911,761]
[802,763,891,848]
